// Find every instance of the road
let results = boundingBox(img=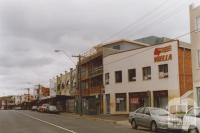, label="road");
[0,110,162,133]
